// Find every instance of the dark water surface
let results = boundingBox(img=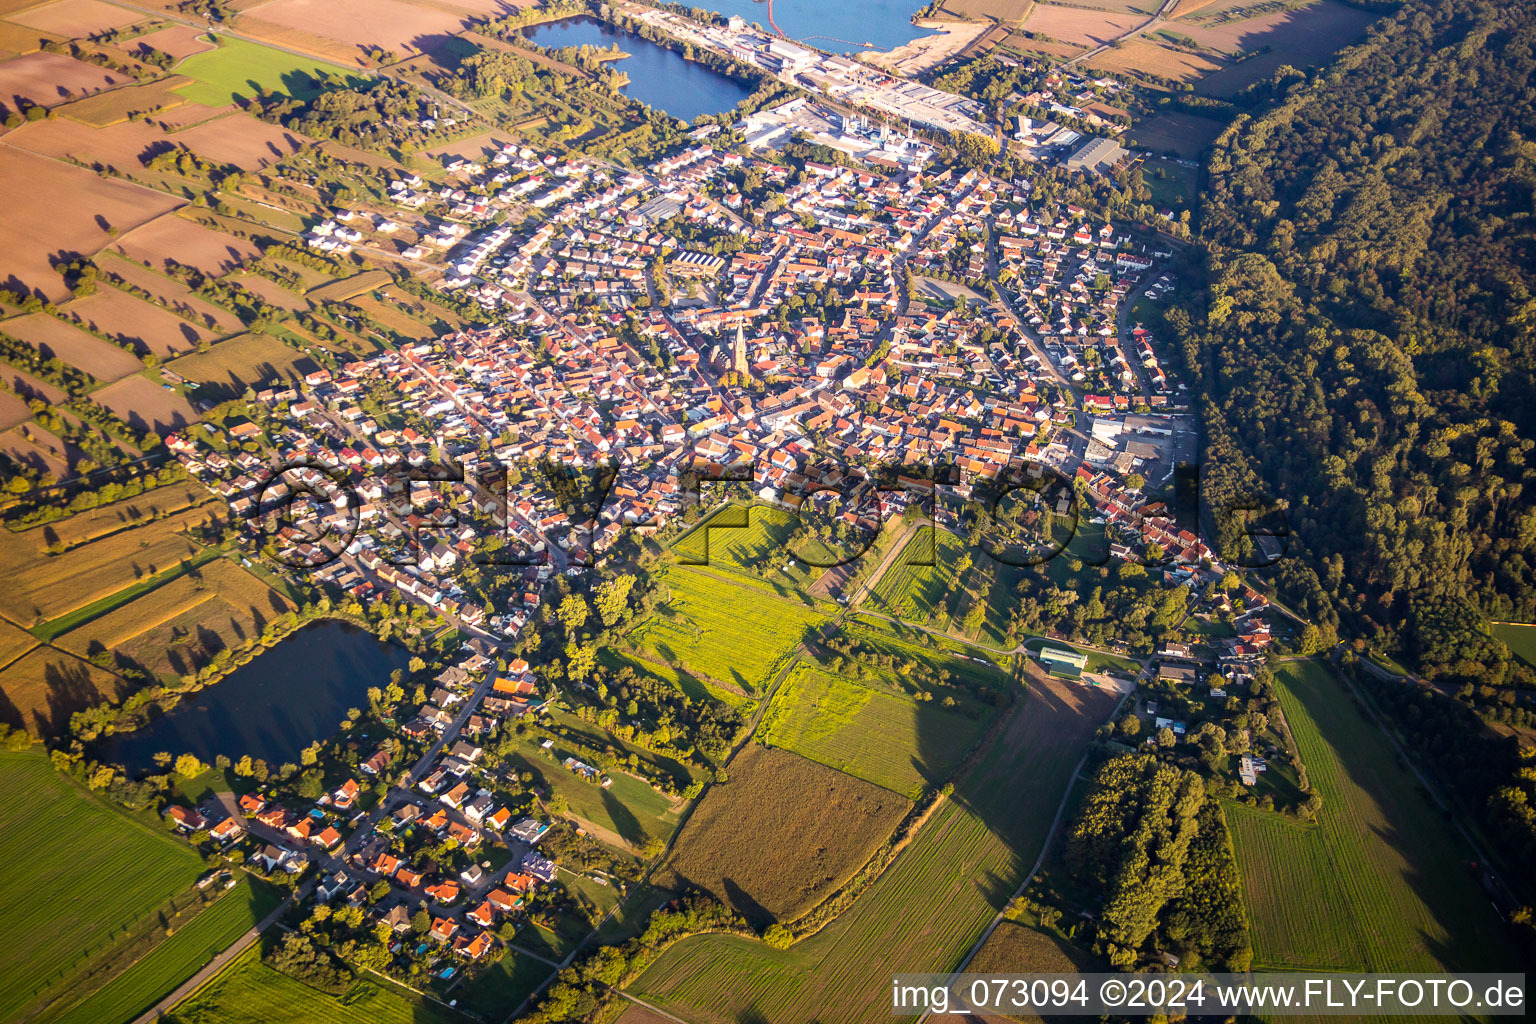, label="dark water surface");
[105,620,411,774]
[523,17,757,122]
